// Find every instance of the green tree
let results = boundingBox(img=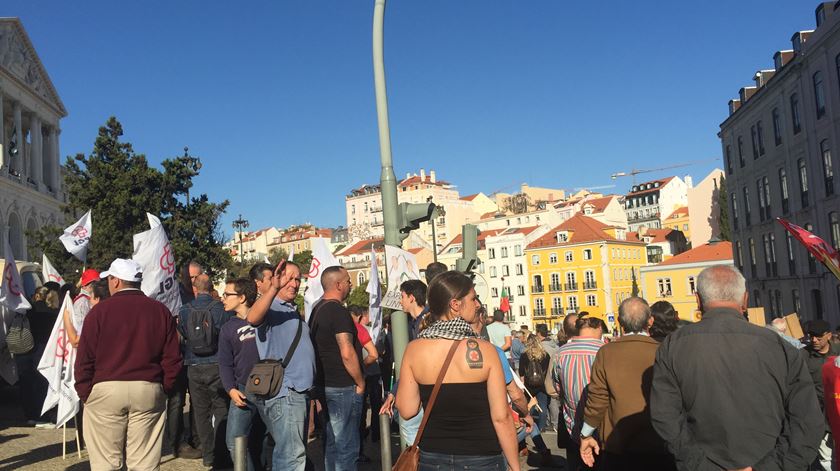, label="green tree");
[292,250,313,276]
[631,268,639,297]
[716,176,731,241]
[28,117,231,282]
[268,247,289,266]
